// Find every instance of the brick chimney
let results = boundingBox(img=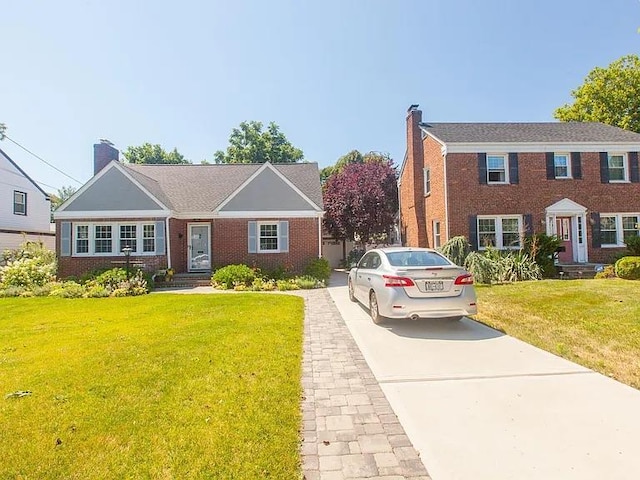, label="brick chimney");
[93,139,119,175]
[404,104,428,246]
